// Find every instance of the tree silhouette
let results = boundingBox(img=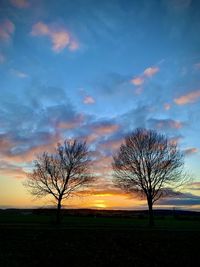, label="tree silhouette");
[24,139,92,223]
[112,128,185,226]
